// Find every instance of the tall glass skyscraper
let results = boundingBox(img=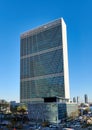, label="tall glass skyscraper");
[84,94,88,103]
[20,18,70,103]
